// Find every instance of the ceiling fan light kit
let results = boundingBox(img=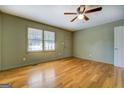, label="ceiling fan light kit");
[64,5,102,22]
[78,14,84,20]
